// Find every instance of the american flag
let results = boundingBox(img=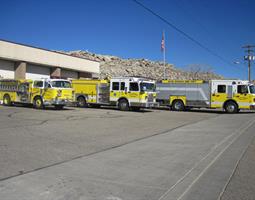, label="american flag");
[161,32,165,52]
